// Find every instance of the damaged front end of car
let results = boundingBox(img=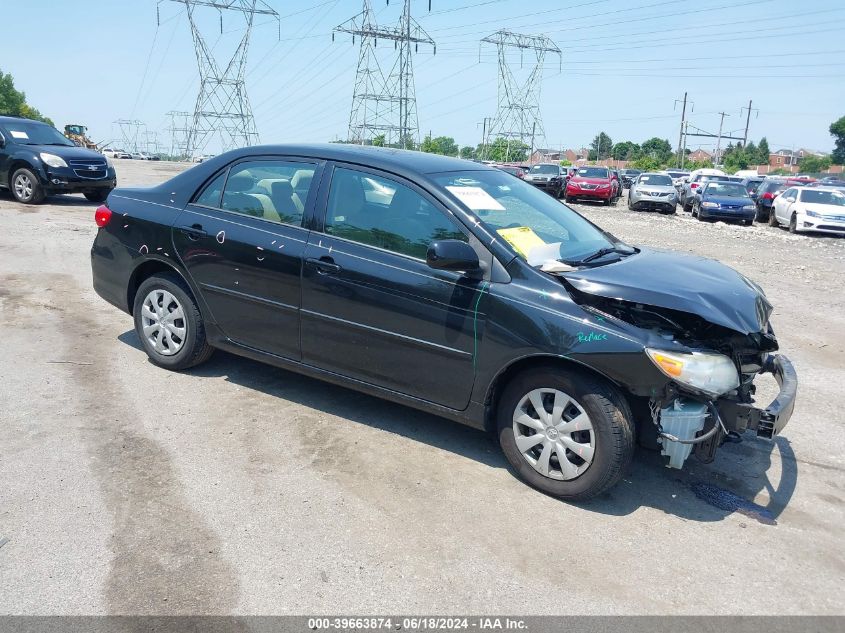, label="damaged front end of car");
[558,250,797,469]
